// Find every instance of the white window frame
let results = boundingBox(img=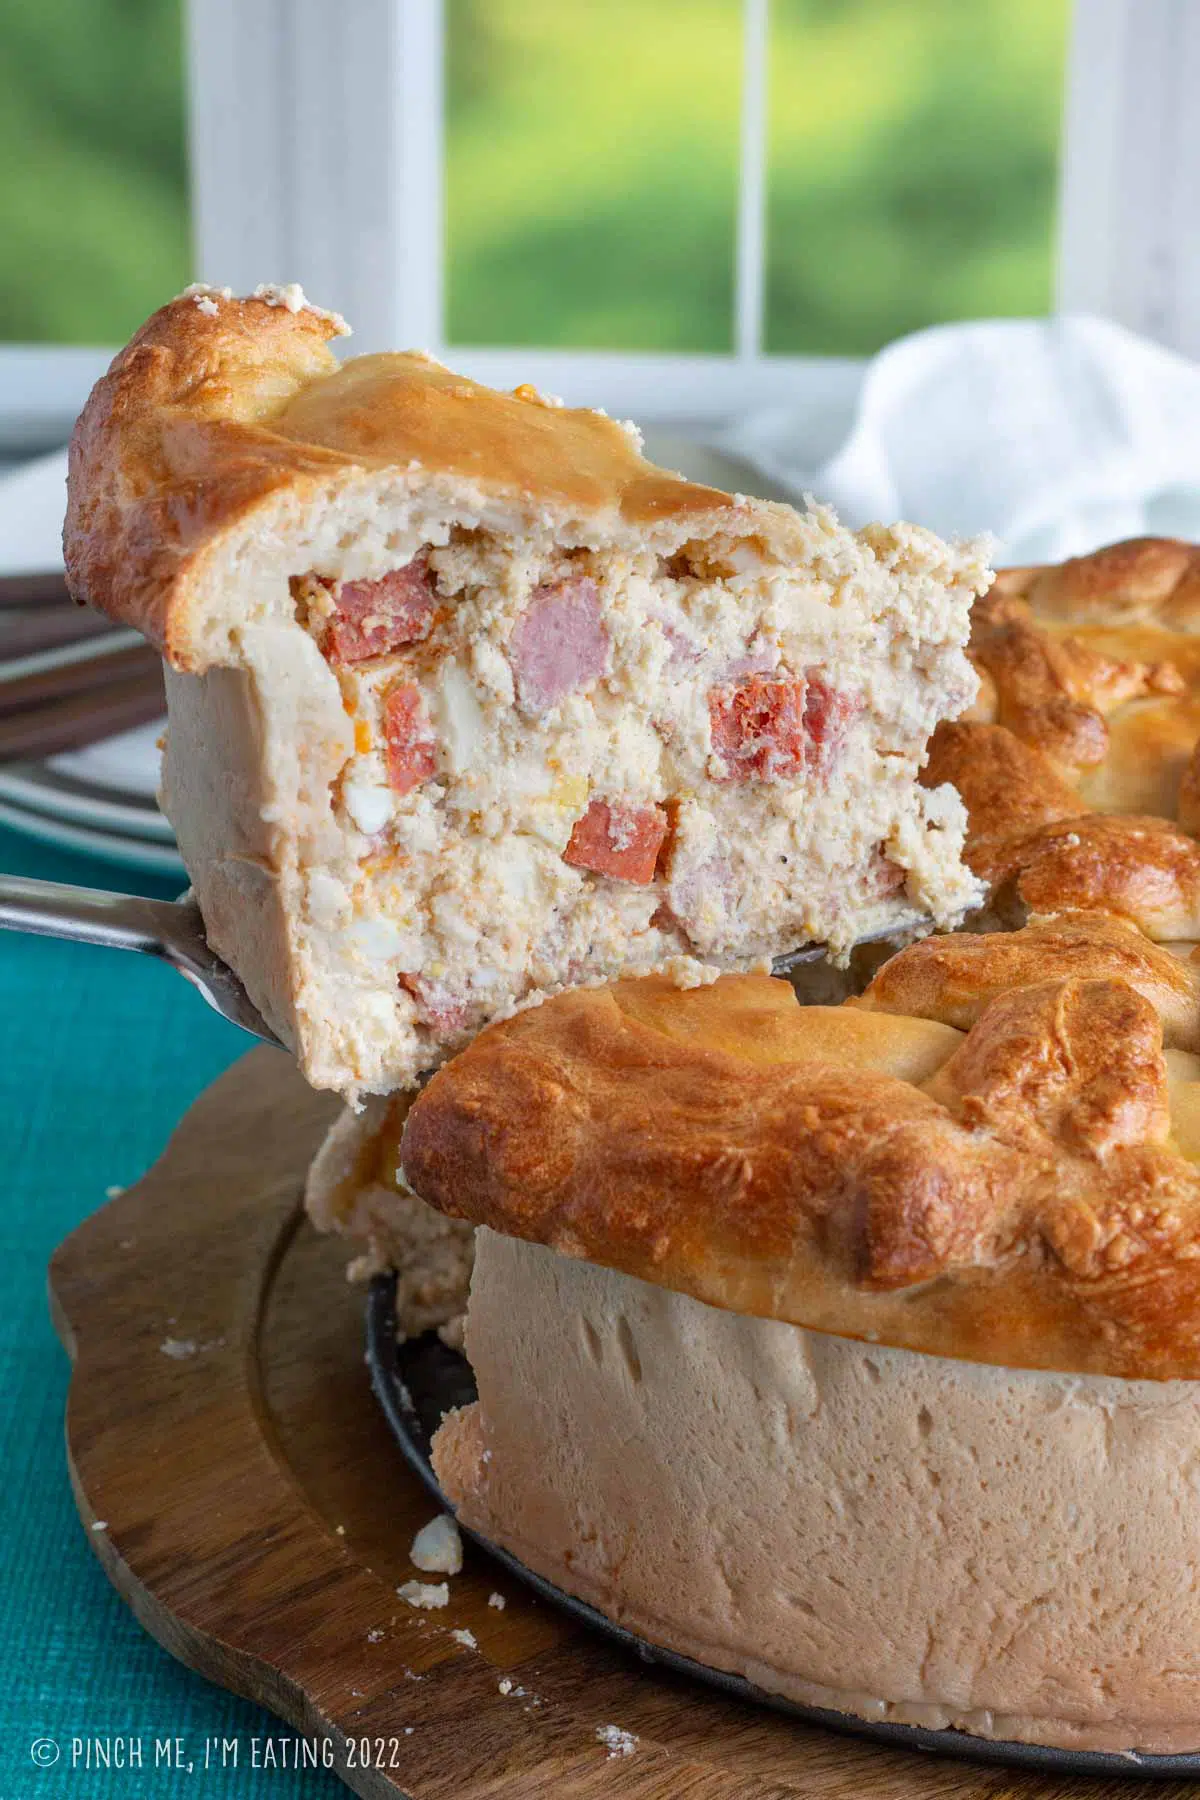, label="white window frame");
[1056,0,1200,359]
[3,0,1198,454]
[184,0,862,420]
